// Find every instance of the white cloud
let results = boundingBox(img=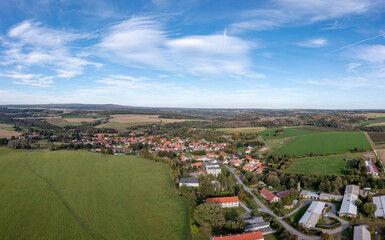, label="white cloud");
[0,72,53,87]
[296,38,328,48]
[1,20,100,80]
[97,17,262,77]
[307,77,370,89]
[346,62,362,72]
[229,0,381,33]
[348,44,385,62]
